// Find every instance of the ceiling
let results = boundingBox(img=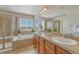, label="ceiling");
[0,5,45,15]
[0,5,78,18]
